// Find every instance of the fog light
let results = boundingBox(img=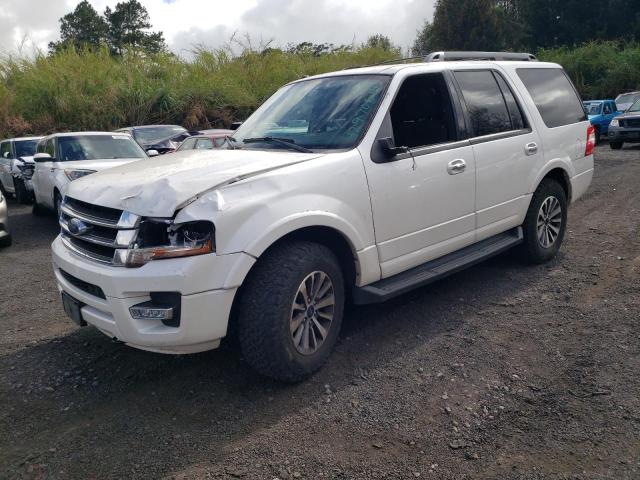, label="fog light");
[129,303,174,320]
[129,292,181,327]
